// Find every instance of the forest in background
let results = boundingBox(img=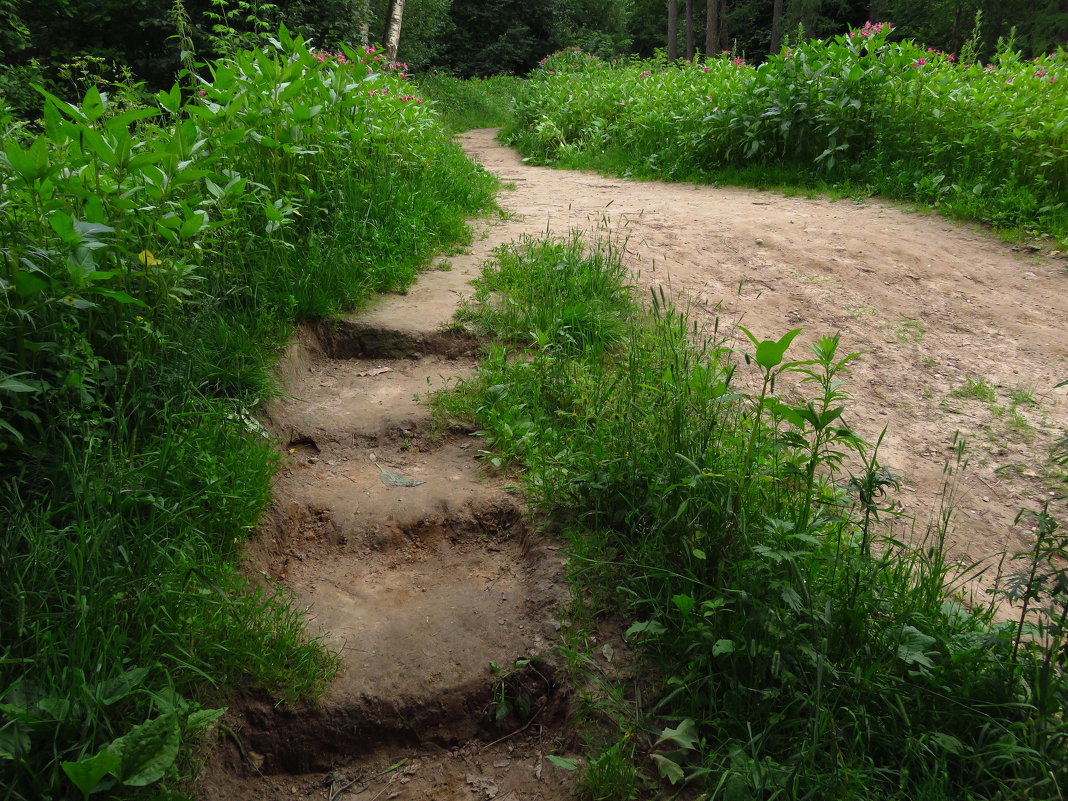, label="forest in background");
[1,0,1066,119]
